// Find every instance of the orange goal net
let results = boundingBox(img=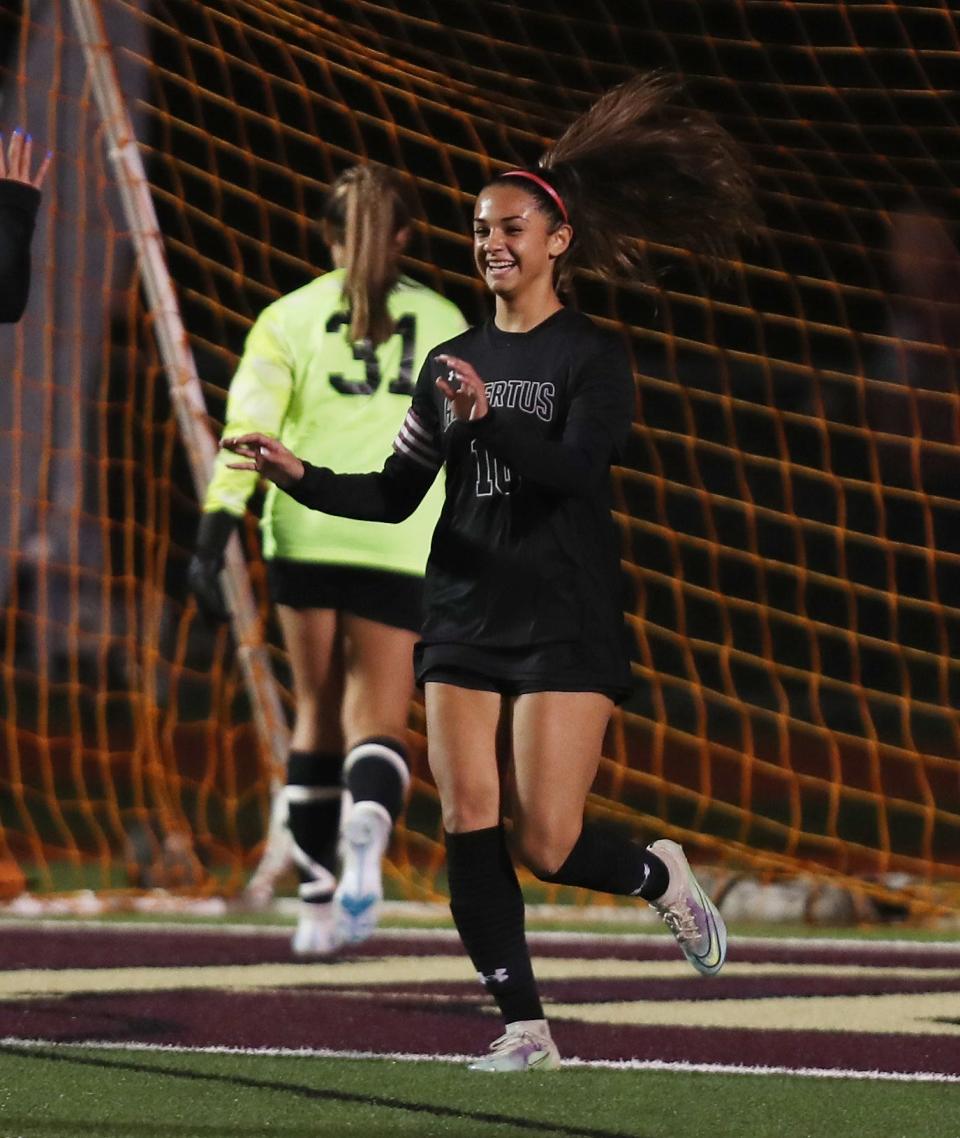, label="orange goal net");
[1,0,958,918]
